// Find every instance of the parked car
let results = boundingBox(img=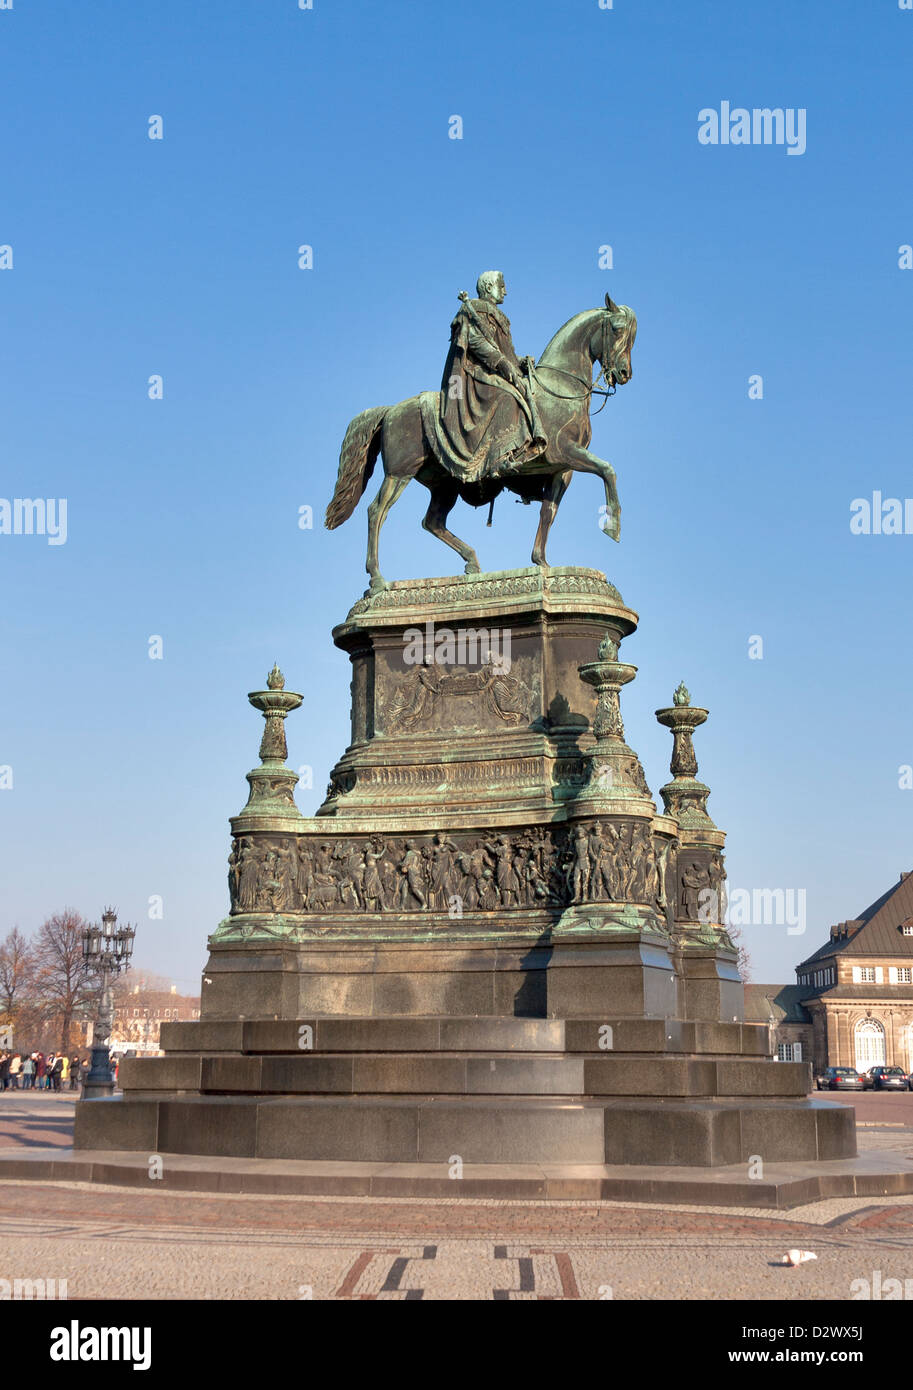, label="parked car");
[816,1067,866,1091]
[862,1065,909,1092]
